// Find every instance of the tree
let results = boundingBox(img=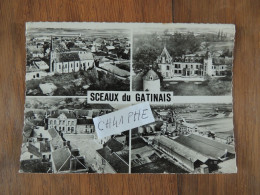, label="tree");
[66,42,75,50]
[167,32,201,57]
[133,46,159,72]
[65,98,73,104]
